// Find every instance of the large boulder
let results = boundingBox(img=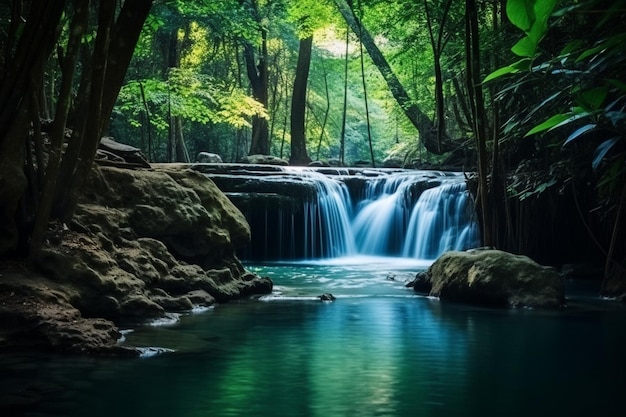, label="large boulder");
[413,249,564,308]
[0,165,272,354]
